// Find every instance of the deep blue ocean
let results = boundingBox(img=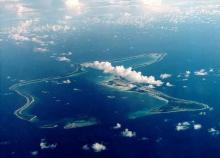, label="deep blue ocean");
[1,1,220,158]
